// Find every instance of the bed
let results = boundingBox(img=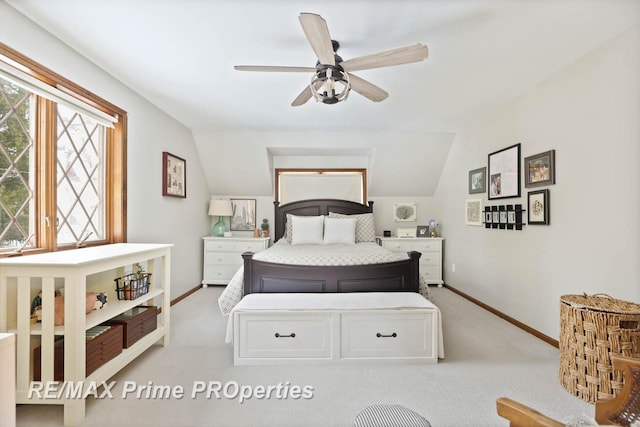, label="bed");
[218,199,425,316]
[243,198,421,294]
